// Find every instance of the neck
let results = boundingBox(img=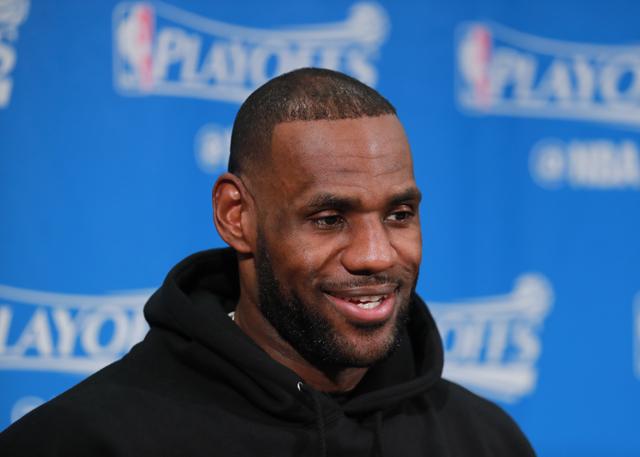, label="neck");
[234,295,368,392]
